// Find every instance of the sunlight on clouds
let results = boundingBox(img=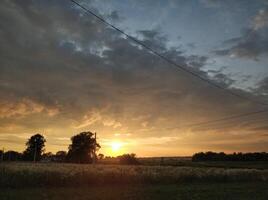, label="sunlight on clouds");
[103,119,122,128]
[74,111,101,129]
[74,110,122,129]
[0,98,59,118]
